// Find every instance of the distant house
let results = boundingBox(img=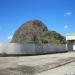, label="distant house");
[66,33,75,51]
